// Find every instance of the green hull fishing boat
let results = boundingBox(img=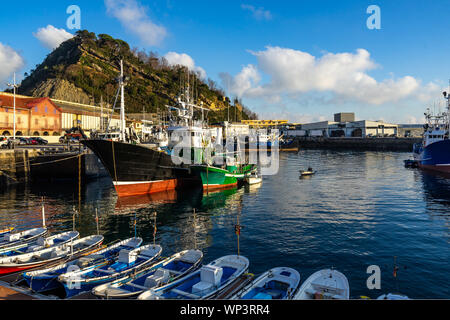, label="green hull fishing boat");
[190,165,238,191]
[226,164,256,181]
